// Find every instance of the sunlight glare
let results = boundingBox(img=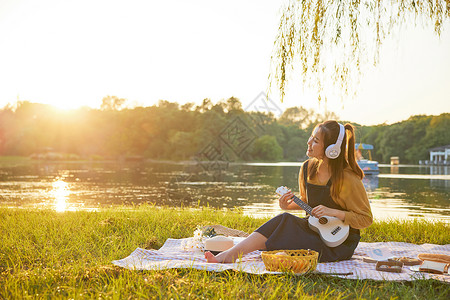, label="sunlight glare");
[52,179,69,212]
[50,101,83,110]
